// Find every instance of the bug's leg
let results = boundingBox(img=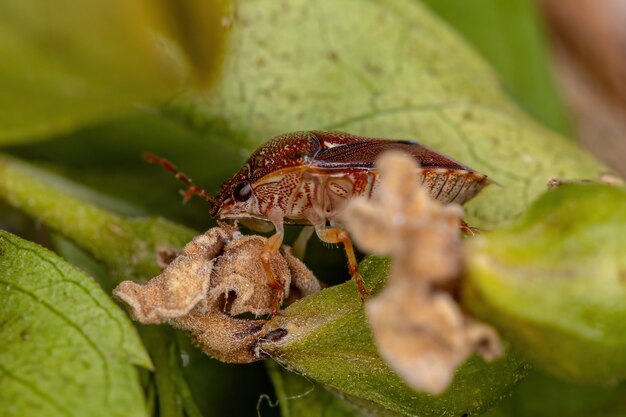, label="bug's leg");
[460,220,480,236]
[260,221,286,314]
[292,226,314,260]
[315,226,369,299]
